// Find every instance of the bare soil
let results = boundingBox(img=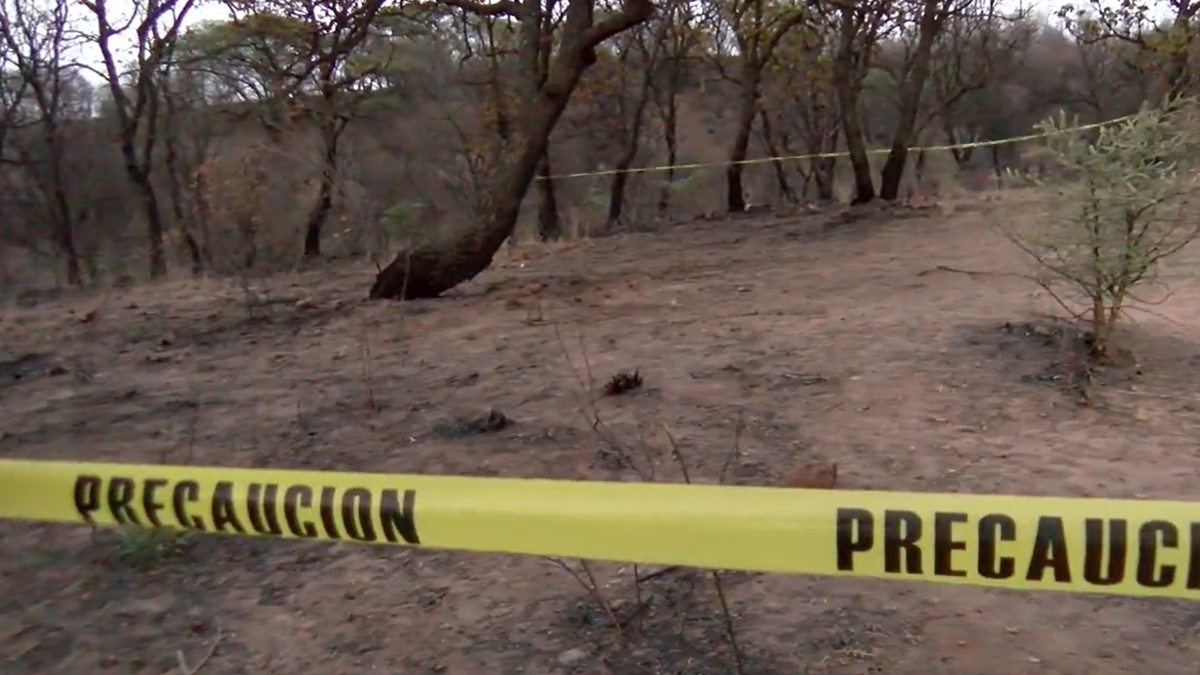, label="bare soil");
[5,197,1200,674]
